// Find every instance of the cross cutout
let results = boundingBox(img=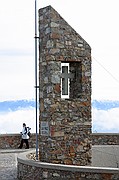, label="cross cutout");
[61,63,74,98]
